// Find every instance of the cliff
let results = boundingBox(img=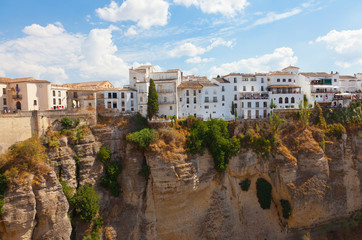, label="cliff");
[0,117,361,240]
